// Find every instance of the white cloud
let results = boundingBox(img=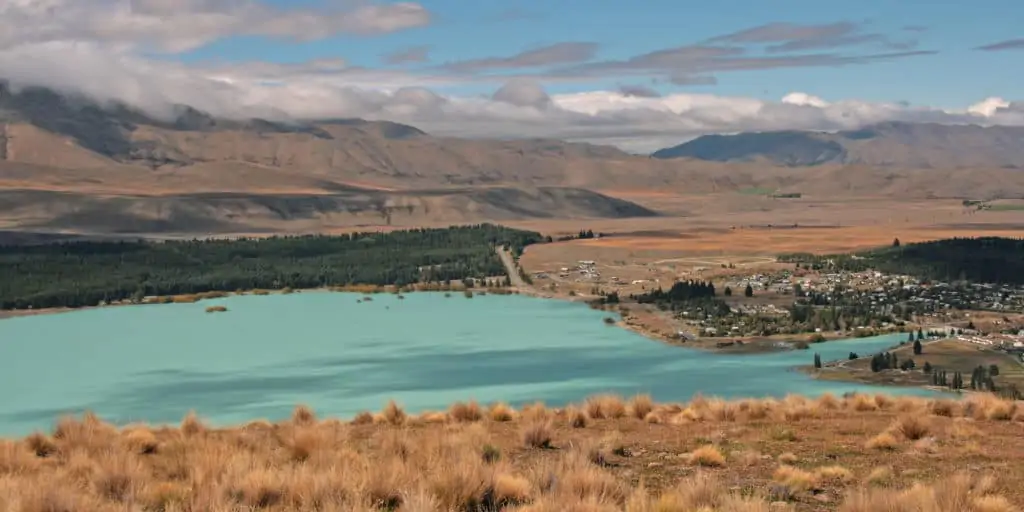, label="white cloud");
[968,97,1010,117]
[0,41,1021,154]
[0,0,430,53]
[781,92,829,108]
